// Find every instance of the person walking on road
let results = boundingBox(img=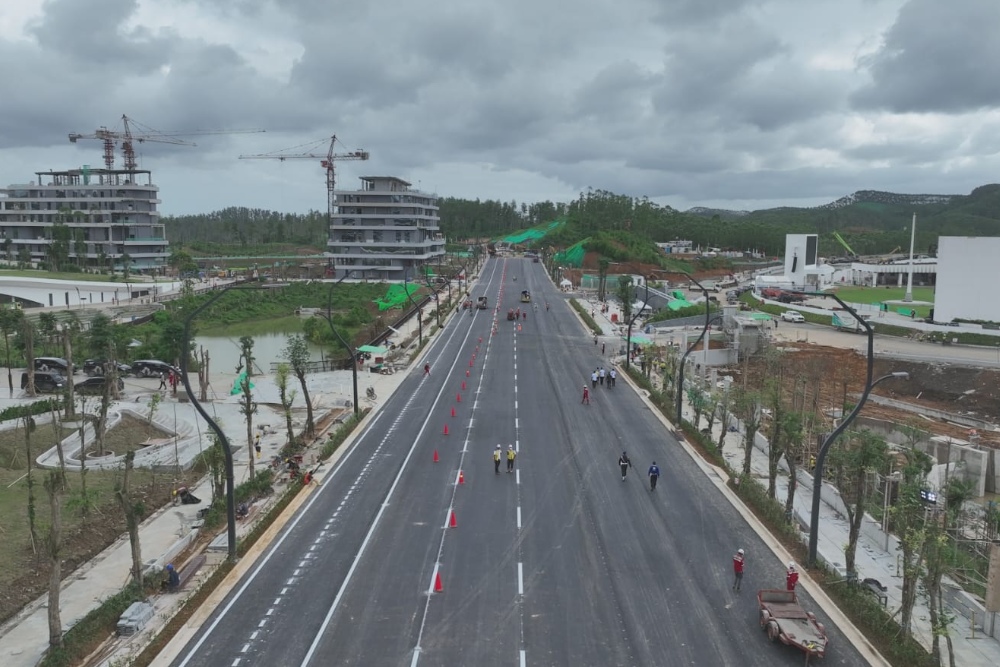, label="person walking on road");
[158,372,167,391]
[733,548,745,591]
[506,445,517,472]
[582,385,590,405]
[591,370,598,389]
[599,367,606,386]
[609,368,617,387]
[618,451,632,481]
[648,461,660,491]
[786,562,799,591]
[601,342,605,355]
[423,363,430,376]
[493,445,502,474]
